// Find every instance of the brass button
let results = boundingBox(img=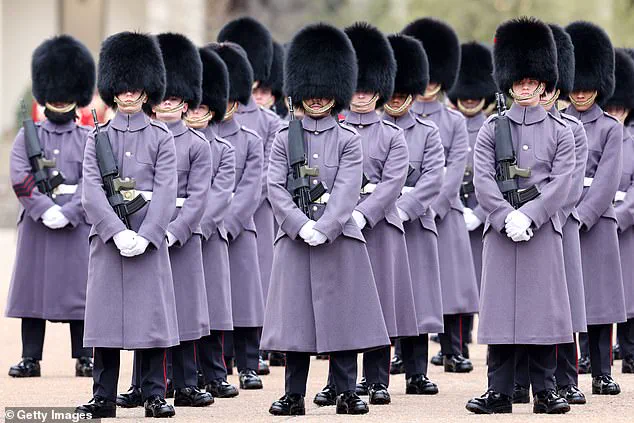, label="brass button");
[312,206,318,212]
[52,170,59,176]
[313,153,319,159]
[314,131,319,135]
[51,193,57,199]
[125,151,132,157]
[468,147,472,152]
[522,145,529,151]
[123,191,132,199]
[53,149,60,155]
[312,179,318,185]
[358,124,364,129]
